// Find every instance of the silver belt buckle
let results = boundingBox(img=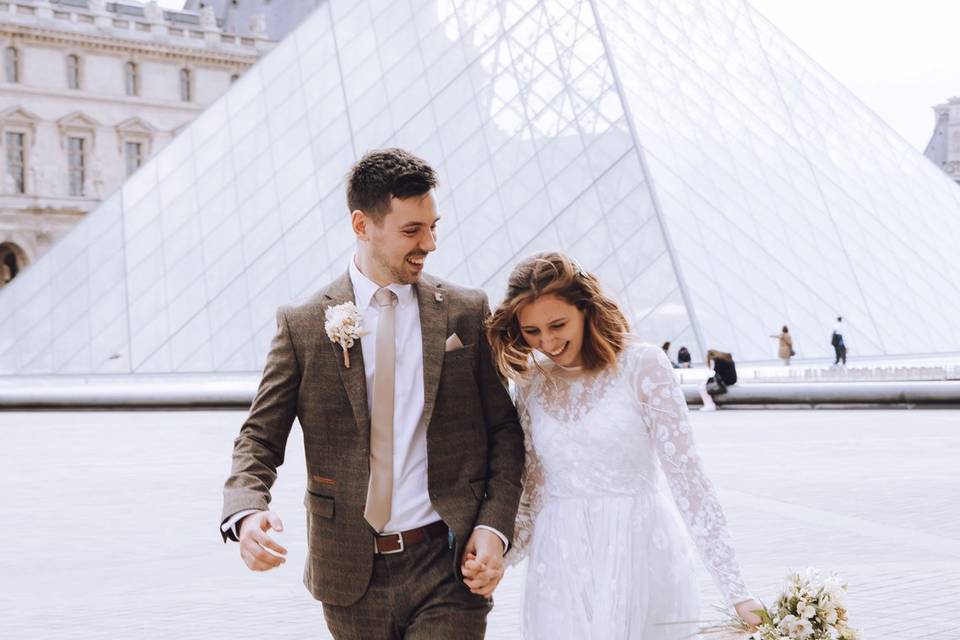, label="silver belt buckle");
[377,531,404,555]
